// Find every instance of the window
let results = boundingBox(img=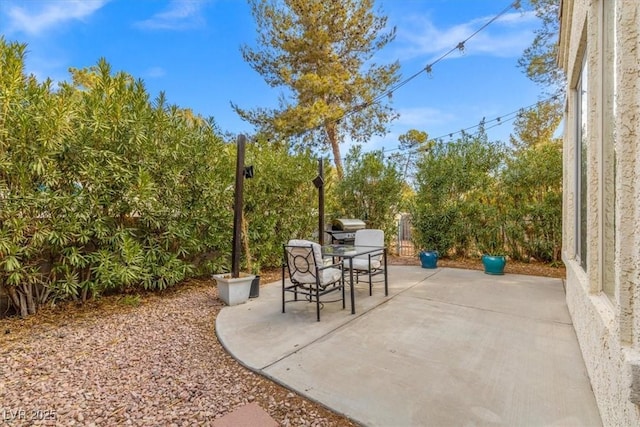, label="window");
[576,56,588,270]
